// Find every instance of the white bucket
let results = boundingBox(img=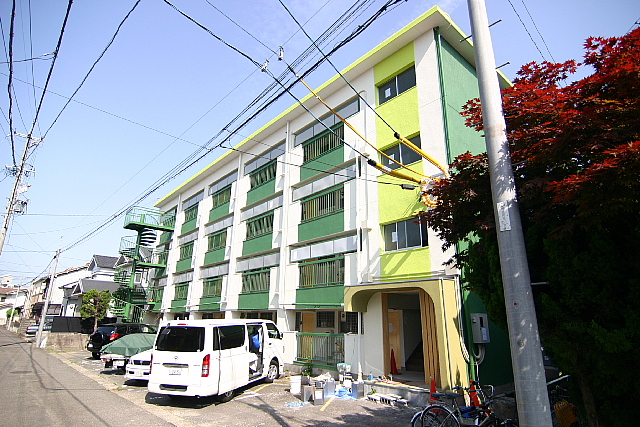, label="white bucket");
[290,376,302,394]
